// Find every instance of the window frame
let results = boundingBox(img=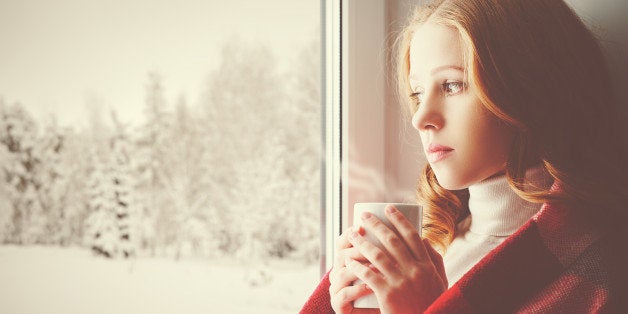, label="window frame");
[321,0,424,276]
